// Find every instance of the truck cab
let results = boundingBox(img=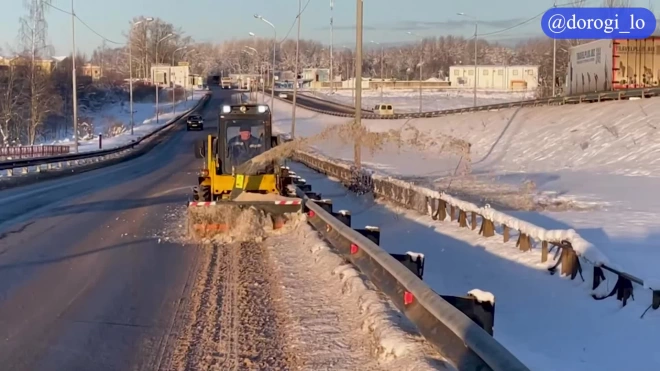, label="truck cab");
[193,104,284,201]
